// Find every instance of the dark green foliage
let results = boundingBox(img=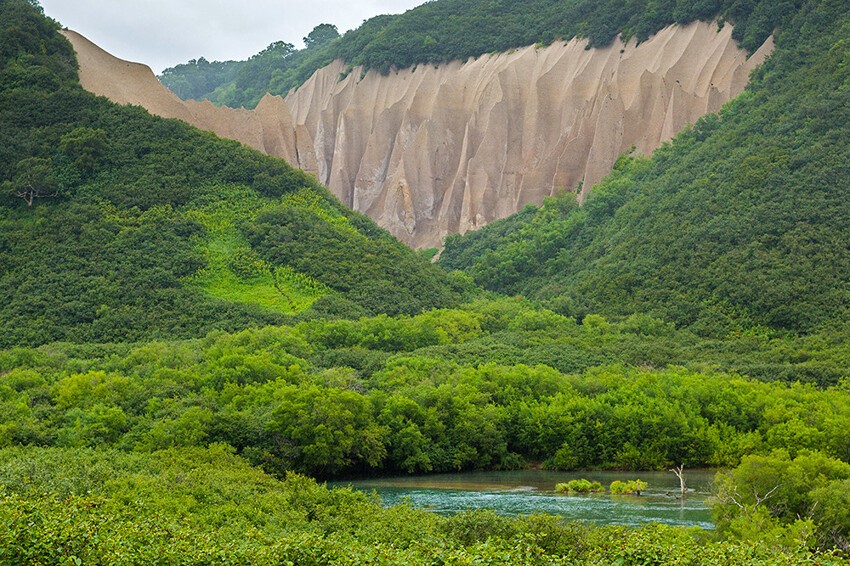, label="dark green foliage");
[157,57,241,100]
[0,0,75,84]
[0,0,462,347]
[304,23,340,49]
[325,0,786,74]
[160,0,791,109]
[159,29,339,109]
[0,203,282,345]
[440,0,850,336]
